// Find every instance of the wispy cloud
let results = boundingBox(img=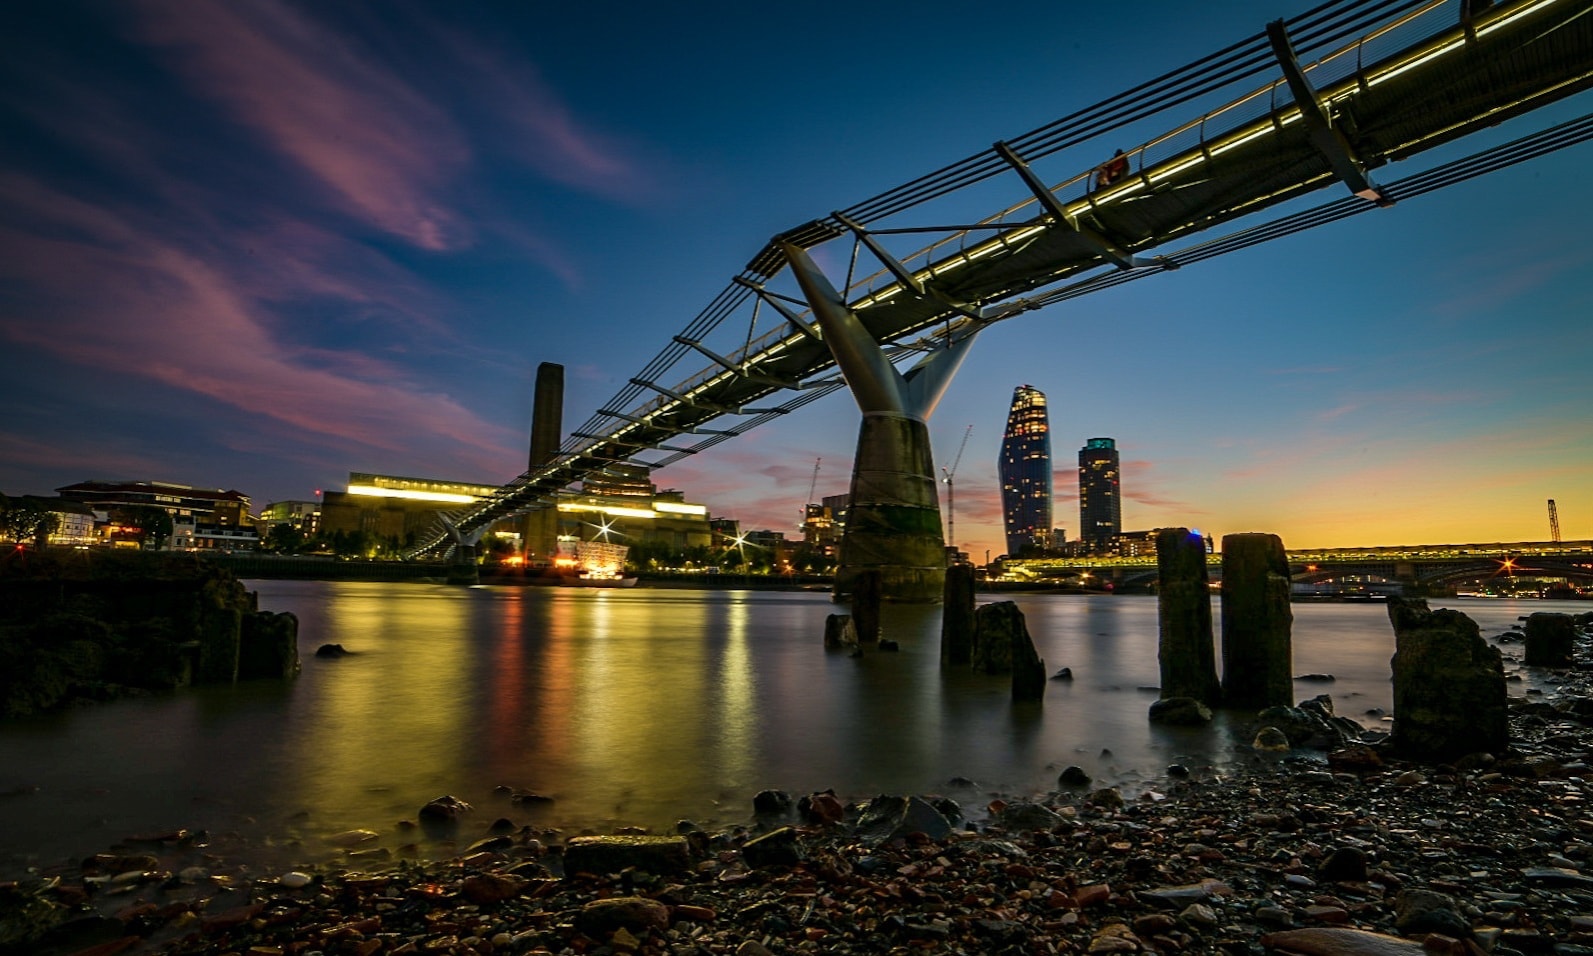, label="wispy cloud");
[0,174,518,474]
[130,0,472,251]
